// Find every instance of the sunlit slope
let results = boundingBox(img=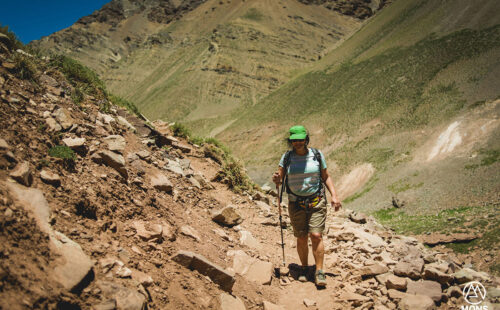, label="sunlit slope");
[219,0,500,212]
